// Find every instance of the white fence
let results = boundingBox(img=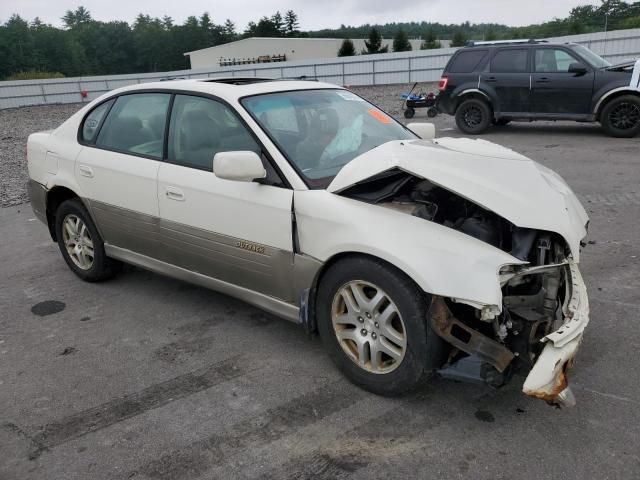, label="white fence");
[1,28,639,109]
